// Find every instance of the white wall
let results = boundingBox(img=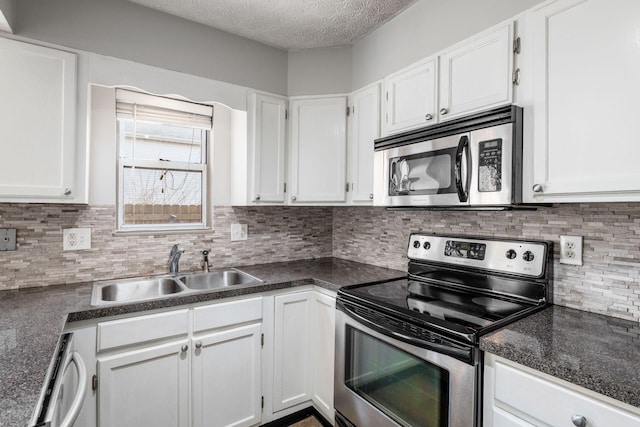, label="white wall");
[0,0,13,33]
[13,0,288,95]
[287,46,353,95]
[351,0,546,89]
